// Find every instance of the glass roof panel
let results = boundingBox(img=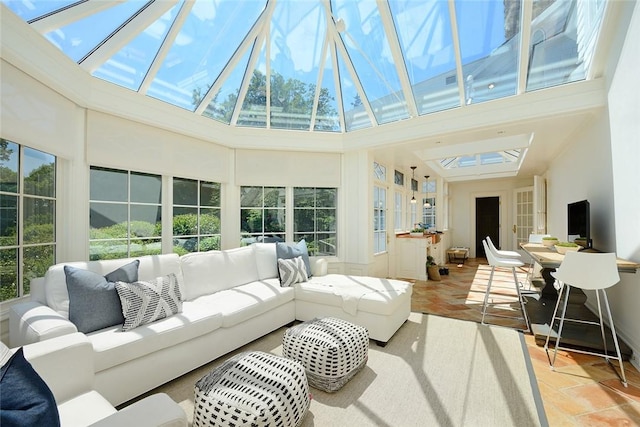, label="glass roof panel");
[3,0,607,137]
[2,0,78,22]
[203,47,252,124]
[389,0,460,115]
[337,51,371,131]
[92,1,183,91]
[237,42,267,128]
[147,0,265,111]
[527,0,604,92]
[42,1,148,63]
[332,0,409,125]
[314,49,341,132]
[456,0,520,105]
[269,0,325,131]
